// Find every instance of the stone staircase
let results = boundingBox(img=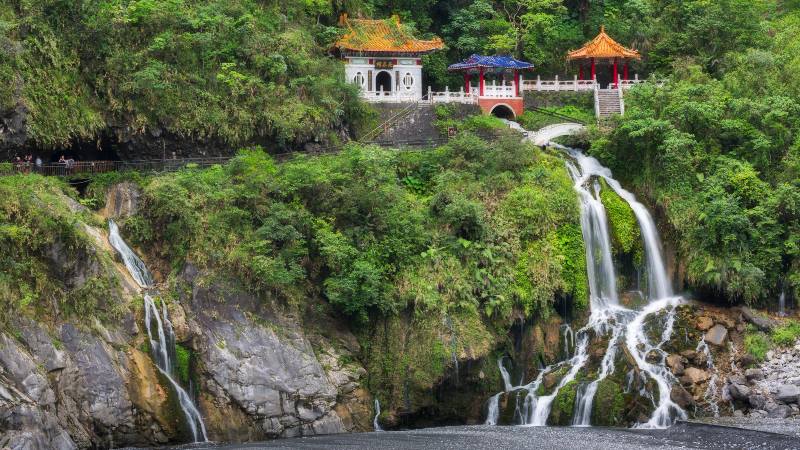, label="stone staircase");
[594,88,624,118]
